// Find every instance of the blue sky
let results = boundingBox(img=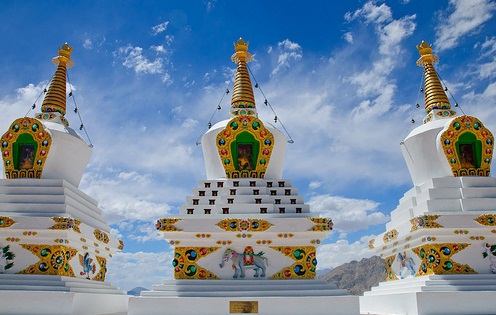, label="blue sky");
[0,0,495,291]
